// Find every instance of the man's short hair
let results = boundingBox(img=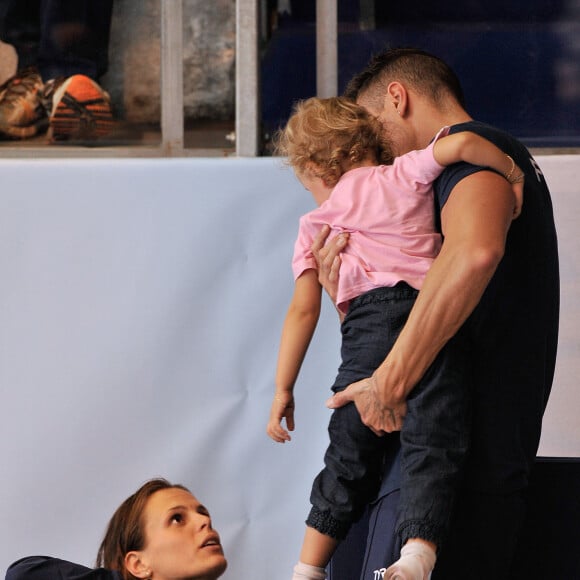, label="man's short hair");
[344,47,466,109]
